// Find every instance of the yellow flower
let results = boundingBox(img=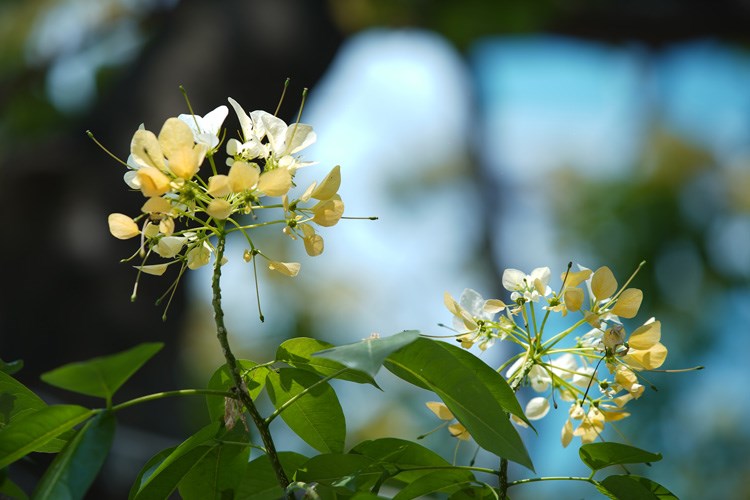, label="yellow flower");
[623,318,667,370]
[572,405,605,444]
[108,213,139,239]
[426,402,471,441]
[187,244,211,270]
